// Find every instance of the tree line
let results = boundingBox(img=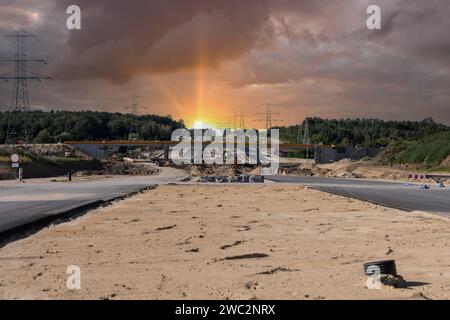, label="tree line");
[0,111,184,143]
[1,111,448,148]
[277,117,449,147]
